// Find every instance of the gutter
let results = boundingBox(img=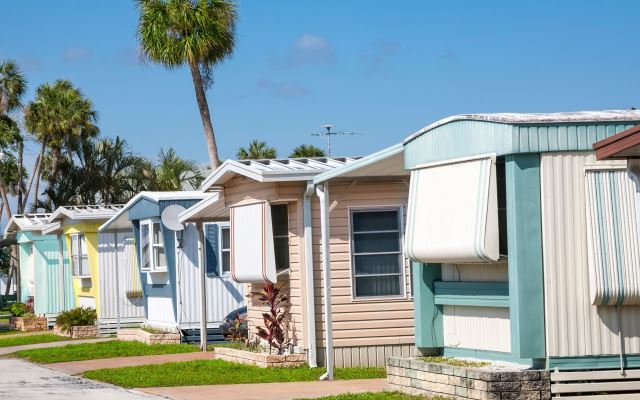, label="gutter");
[316,183,334,380]
[303,181,317,368]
